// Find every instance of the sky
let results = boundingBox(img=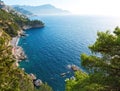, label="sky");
[2,0,120,16]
